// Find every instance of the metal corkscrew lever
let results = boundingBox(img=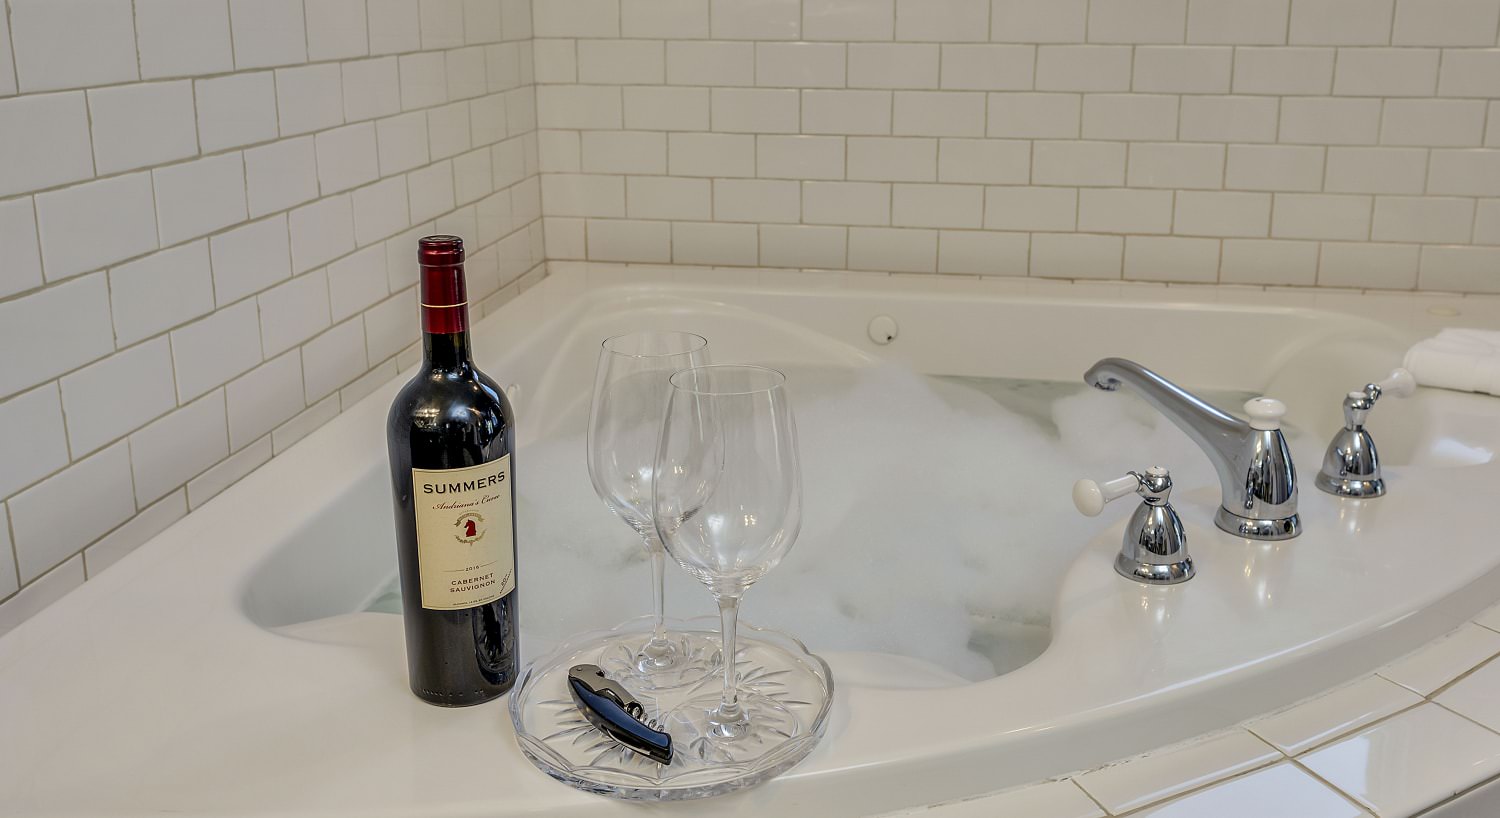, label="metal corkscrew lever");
[567,664,673,765]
